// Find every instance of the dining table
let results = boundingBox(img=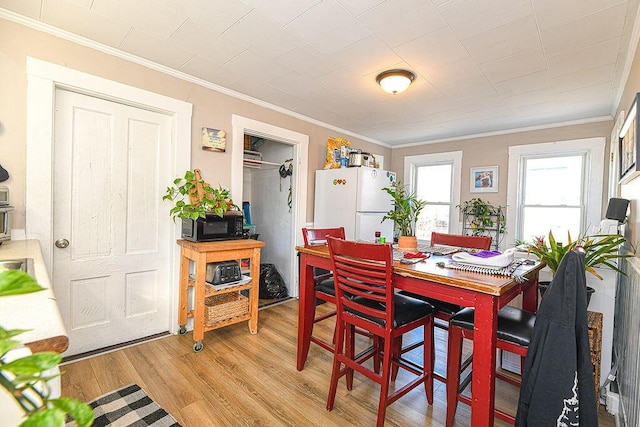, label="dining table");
[296,244,543,427]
